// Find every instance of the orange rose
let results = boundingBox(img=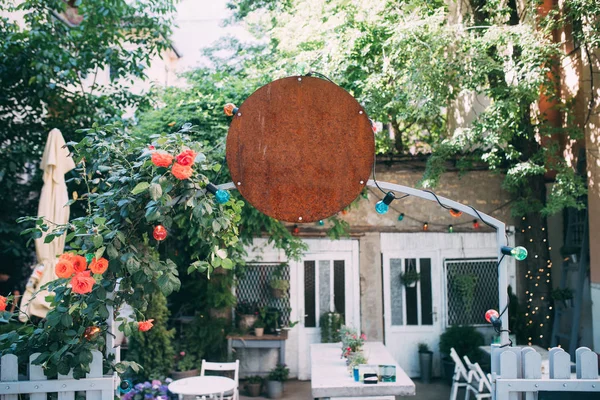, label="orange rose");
[175,149,196,167]
[223,103,237,116]
[55,259,75,278]
[90,257,109,274]
[0,296,6,312]
[70,270,95,295]
[171,163,193,180]
[71,255,88,272]
[59,253,75,263]
[138,319,154,332]
[151,152,173,167]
